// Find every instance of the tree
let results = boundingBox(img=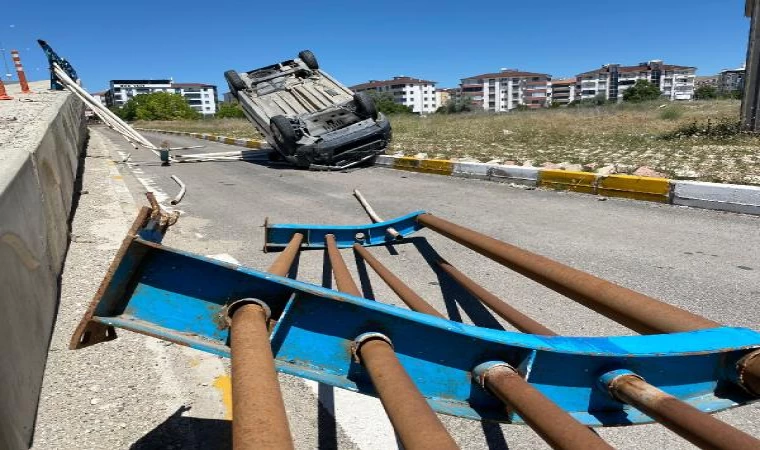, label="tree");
[694,85,717,100]
[216,102,246,118]
[623,80,662,103]
[588,93,609,106]
[113,92,200,121]
[437,97,472,114]
[365,91,414,114]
